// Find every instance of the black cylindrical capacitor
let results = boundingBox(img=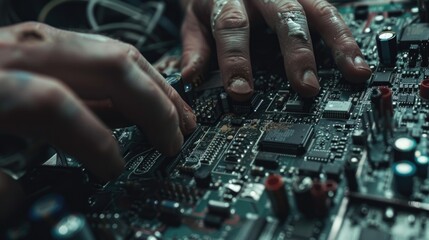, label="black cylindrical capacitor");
[219,92,230,113]
[345,157,360,192]
[265,174,289,219]
[51,214,95,240]
[409,44,419,67]
[165,73,193,106]
[166,73,185,98]
[376,31,397,66]
[392,161,416,196]
[393,137,417,162]
[415,155,429,178]
[414,136,429,178]
[293,177,313,216]
[194,166,212,188]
